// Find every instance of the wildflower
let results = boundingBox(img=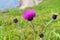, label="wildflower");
[13,18,18,23]
[23,9,36,21]
[23,9,36,40]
